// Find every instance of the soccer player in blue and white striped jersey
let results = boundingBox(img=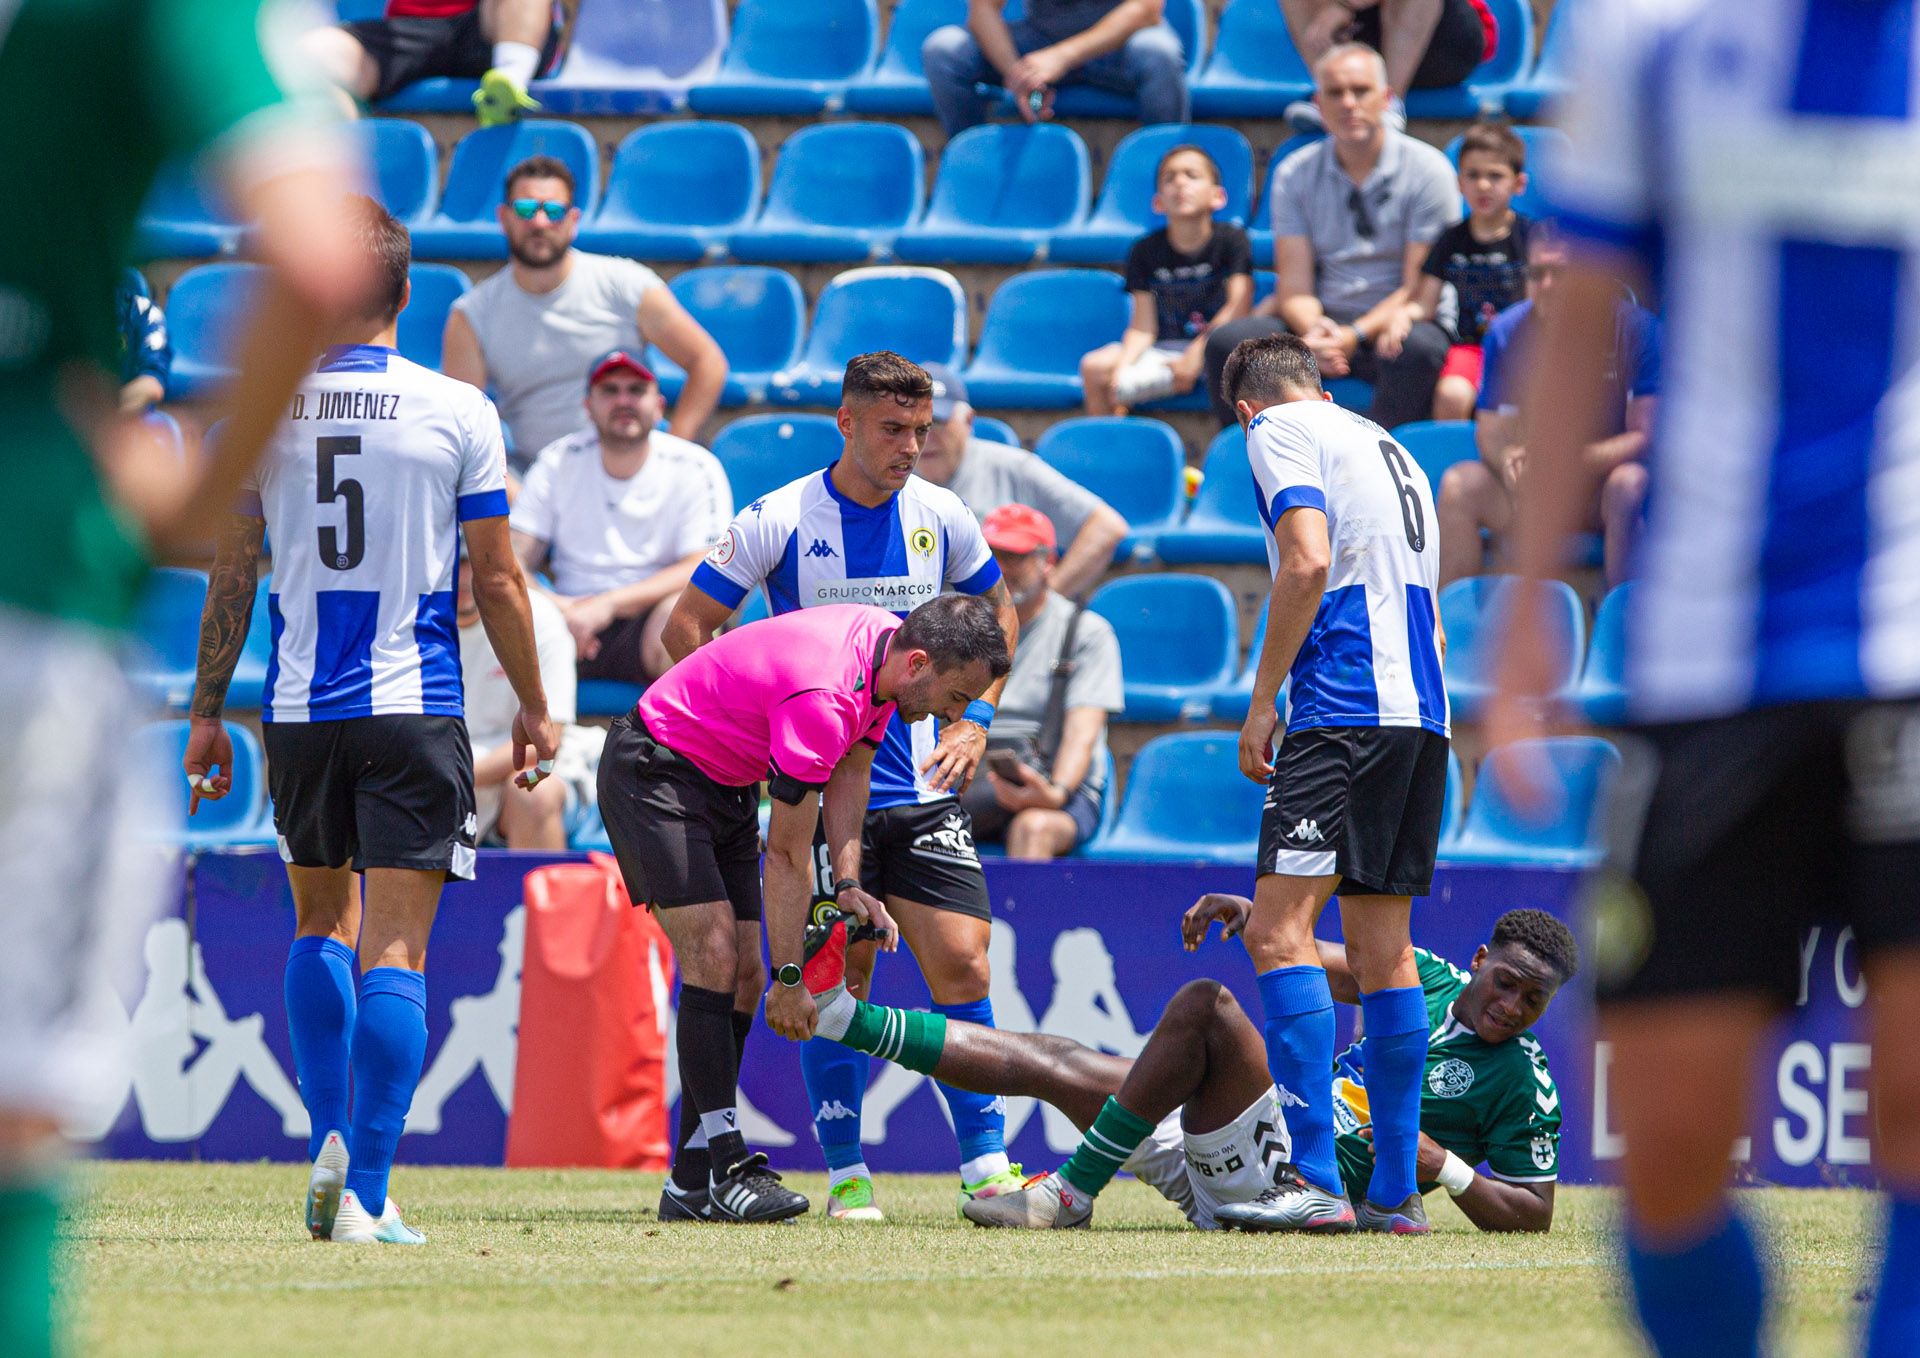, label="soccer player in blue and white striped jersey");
[1209,332,1451,1236]
[1489,2,1920,1352]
